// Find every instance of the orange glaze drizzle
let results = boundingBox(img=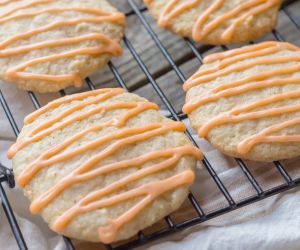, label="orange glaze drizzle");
[0,1,125,86]
[198,90,300,136]
[203,41,300,64]
[183,42,300,91]
[8,89,203,243]
[0,0,55,19]
[144,0,280,43]
[183,41,300,154]
[0,0,18,6]
[17,109,173,187]
[29,126,196,213]
[24,88,124,124]
[8,100,159,159]
[54,170,196,244]
[7,88,127,158]
[156,0,201,27]
[237,117,300,154]
[183,78,300,114]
